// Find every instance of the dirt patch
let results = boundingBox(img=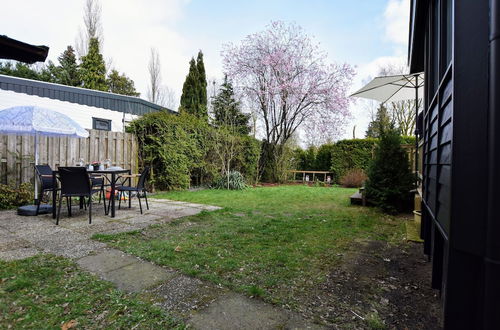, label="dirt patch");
[294,240,442,329]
